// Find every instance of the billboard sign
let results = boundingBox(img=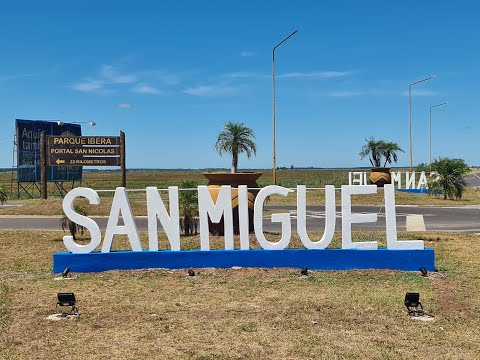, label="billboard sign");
[47,136,121,167]
[16,119,83,182]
